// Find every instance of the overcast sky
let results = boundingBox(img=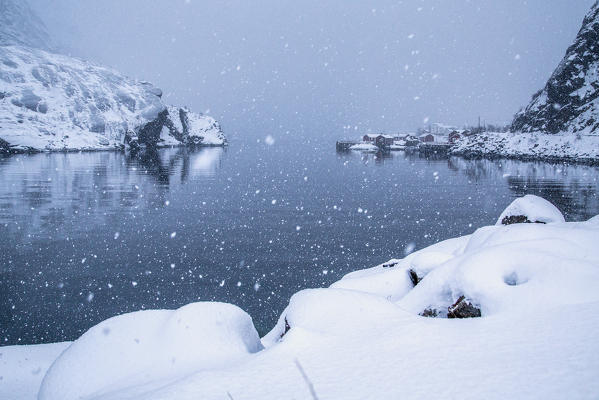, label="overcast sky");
[29,0,595,141]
